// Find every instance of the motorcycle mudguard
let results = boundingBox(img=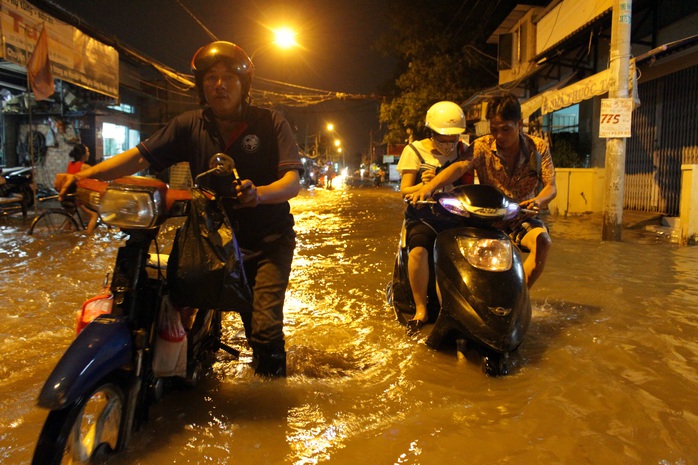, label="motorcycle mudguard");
[37,315,132,410]
[430,226,531,353]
